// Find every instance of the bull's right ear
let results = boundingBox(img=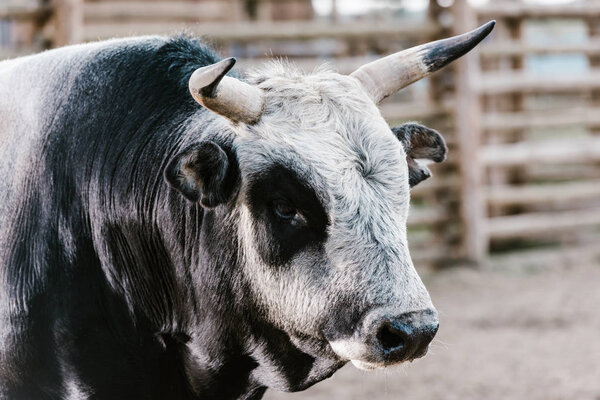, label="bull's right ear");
[165,141,237,207]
